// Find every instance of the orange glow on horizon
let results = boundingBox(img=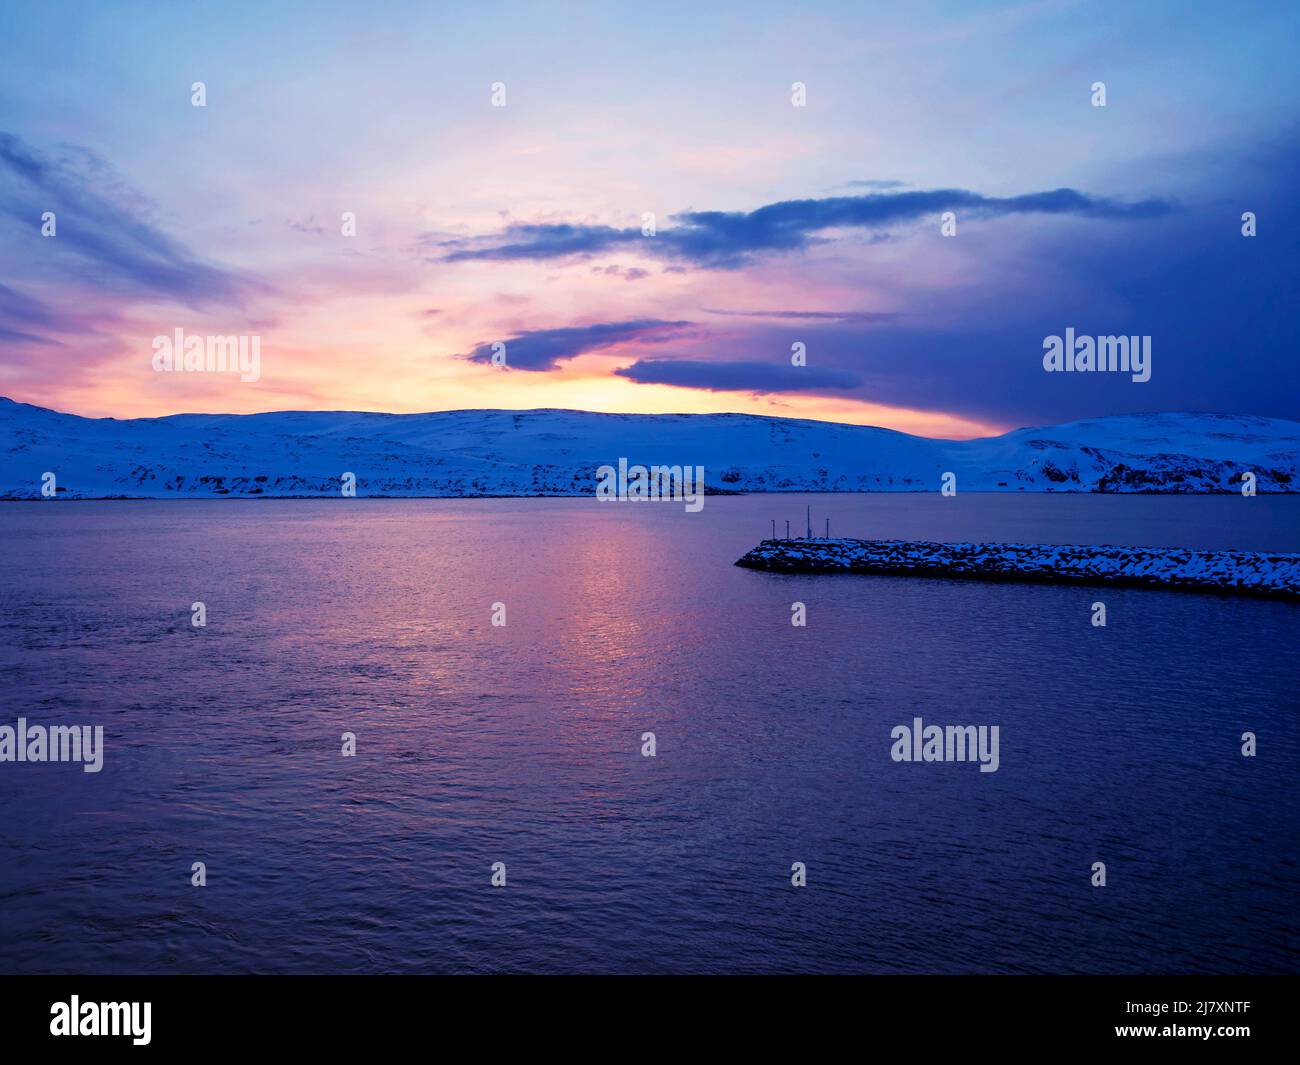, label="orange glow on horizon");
[5,313,1008,441]
[7,365,1007,441]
